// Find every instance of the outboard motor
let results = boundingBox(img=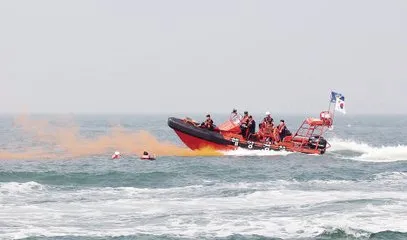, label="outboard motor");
[308,136,327,150]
